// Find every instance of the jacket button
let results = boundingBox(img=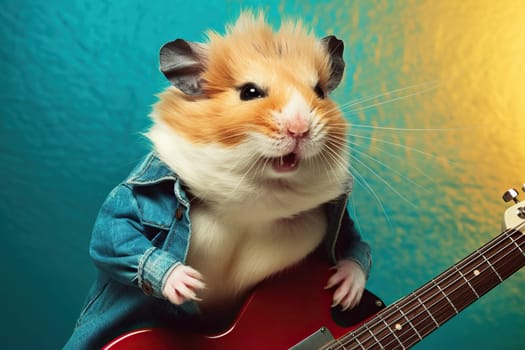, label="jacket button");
[175,206,184,220]
[142,281,153,296]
